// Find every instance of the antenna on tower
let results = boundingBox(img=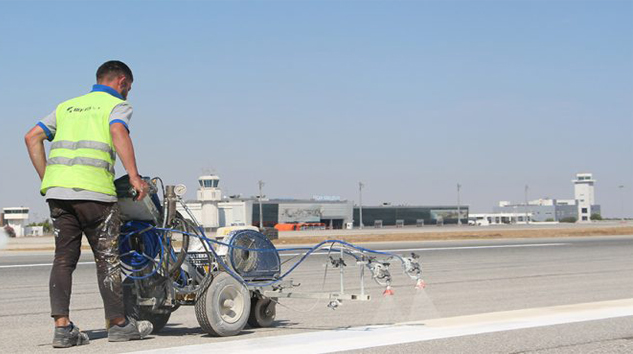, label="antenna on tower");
[201,167,217,176]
